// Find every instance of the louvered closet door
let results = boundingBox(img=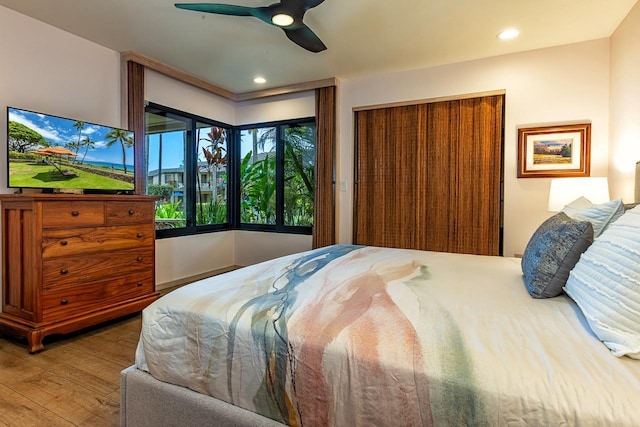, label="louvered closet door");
[355,105,428,250]
[354,94,503,256]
